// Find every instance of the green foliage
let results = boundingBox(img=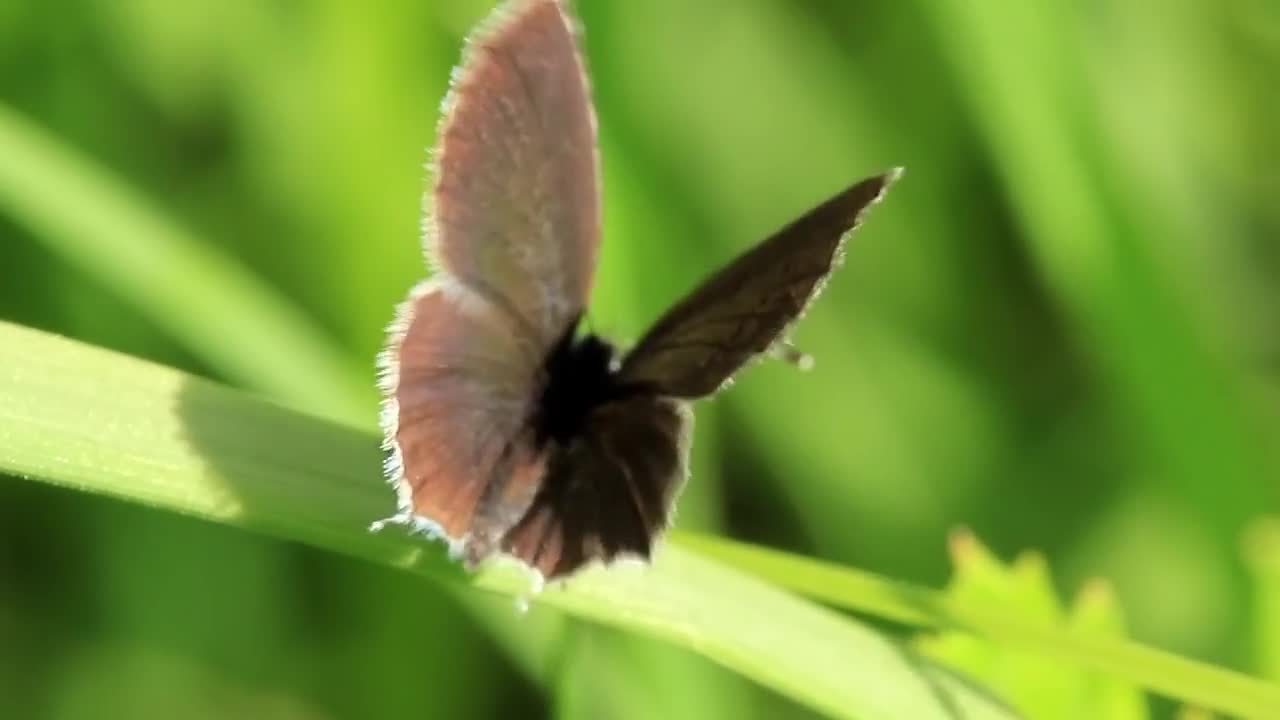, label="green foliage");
[6,320,1280,717]
[917,531,1148,720]
[681,532,1280,718]
[2,0,1279,718]
[0,320,1018,720]
[1245,519,1280,685]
